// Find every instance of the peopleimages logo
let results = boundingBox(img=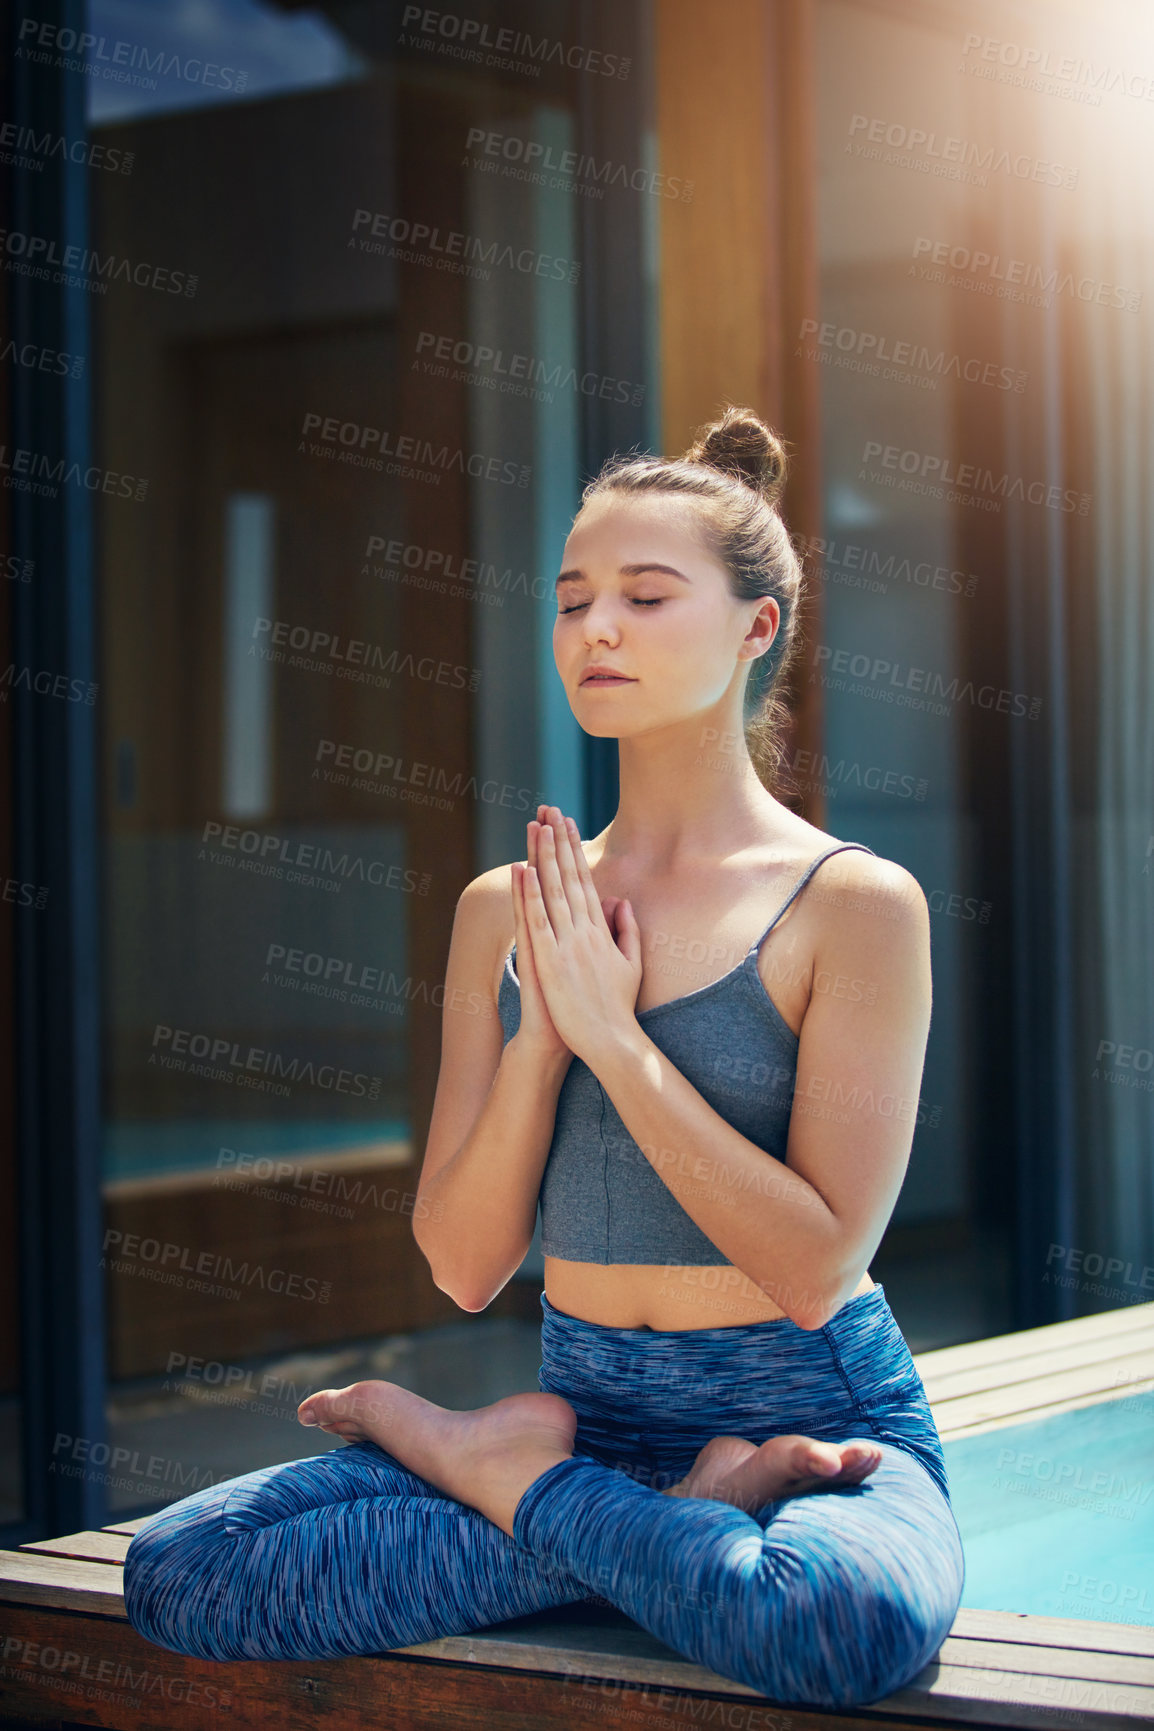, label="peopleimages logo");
[414,330,645,406]
[846,112,1078,189]
[911,236,1140,313]
[0,442,148,501]
[198,820,431,896]
[811,643,1042,721]
[0,1627,234,1710]
[16,16,250,95]
[398,5,631,80]
[150,1023,382,1099]
[0,225,198,297]
[463,128,692,201]
[961,32,1154,107]
[792,533,980,598]
[0,338,84,378]
[860,439,1092,515]
[251,615,480,693]
[350,207,580,284]
[0,118,132,173]
[363,535,547,602]
[101,1228,332,1305]
[1046,1242,1154,1289]
[299,409,530,489]
[789,747,928,802]
[798,318,1025,392]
